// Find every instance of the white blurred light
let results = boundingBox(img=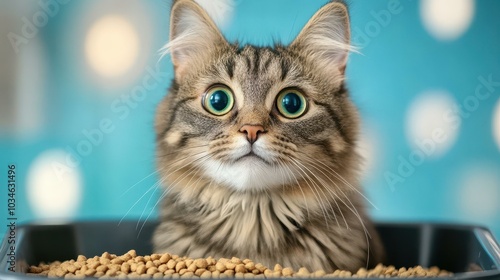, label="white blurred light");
[27,150,82,218]
[85,15,139,78]
[494,100,500,151]
[357,126,381,179]
[406,91,459,158]
[195,0,235,29]
[458,166,500,219]
[421,0,474,41]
